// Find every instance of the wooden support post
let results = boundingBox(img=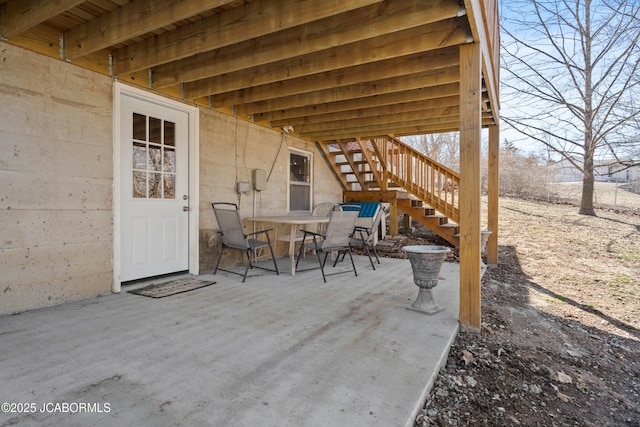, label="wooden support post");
[459,43,482,331]
[389,200,399,236]
[403,213,411,230]
[487,123,499,265]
